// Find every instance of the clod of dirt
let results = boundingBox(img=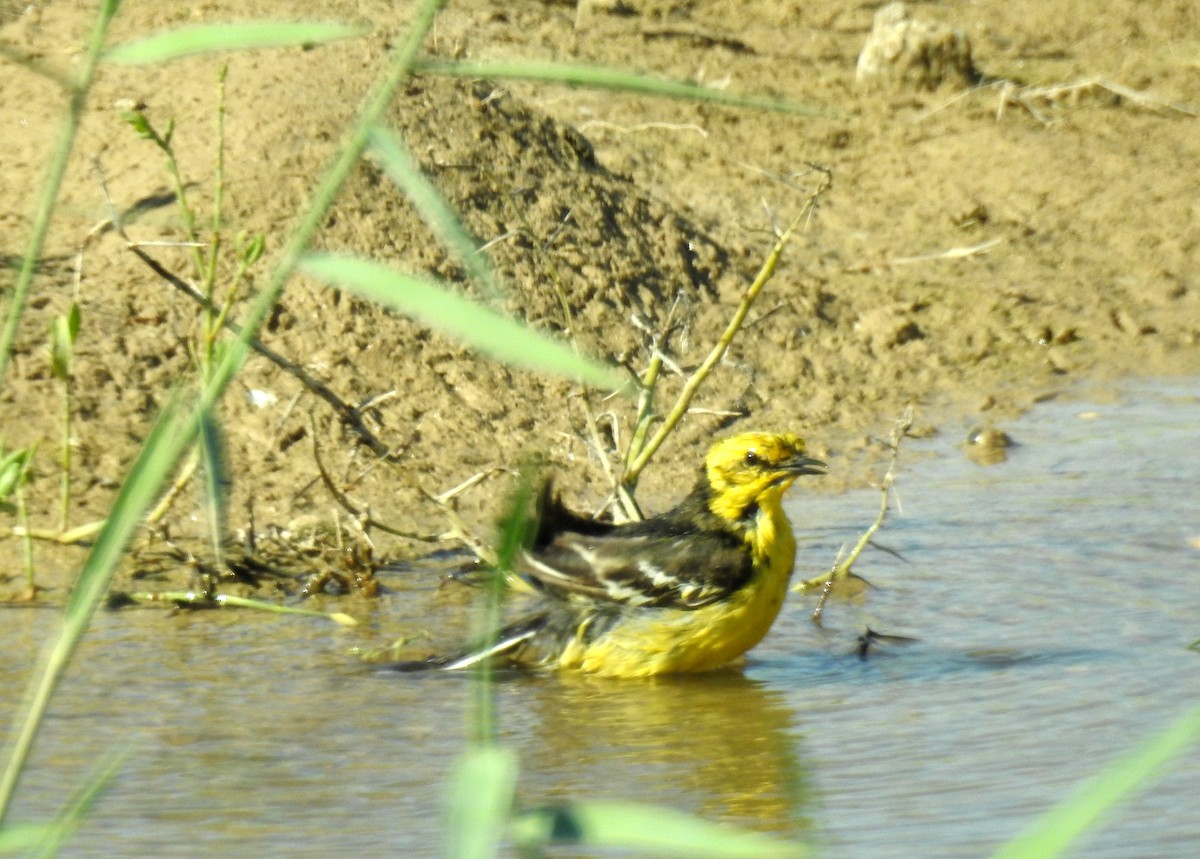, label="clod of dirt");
[856,2,979,91]
[853,302,926,354]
